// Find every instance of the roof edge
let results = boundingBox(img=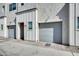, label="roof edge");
[16,8,37,15]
